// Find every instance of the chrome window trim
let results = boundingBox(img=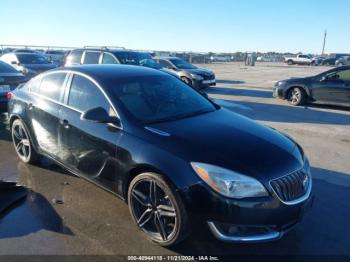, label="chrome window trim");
[207,222,282,243]
[29,69,123,130]
[66,70,123,129]
[269,167,312,206]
